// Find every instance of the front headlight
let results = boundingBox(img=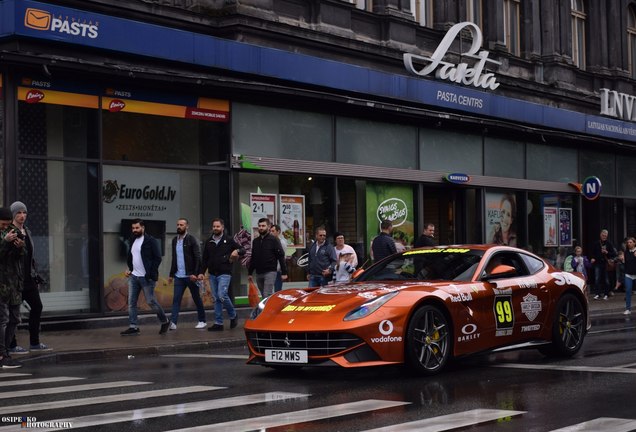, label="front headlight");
[249,296,270,320]
[343,291,399,321]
